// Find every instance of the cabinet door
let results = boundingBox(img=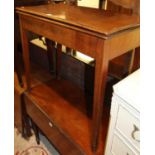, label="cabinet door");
[77,0,99,8]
